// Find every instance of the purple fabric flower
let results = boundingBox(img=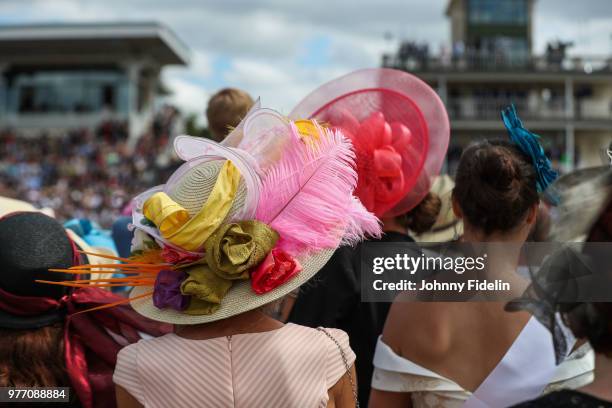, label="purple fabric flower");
[153,270,189,311]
